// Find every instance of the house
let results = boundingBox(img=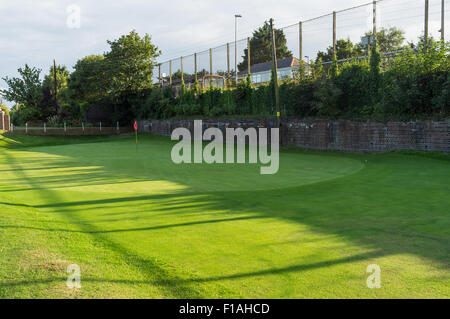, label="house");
[239,57,303,84]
